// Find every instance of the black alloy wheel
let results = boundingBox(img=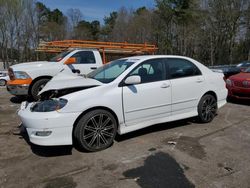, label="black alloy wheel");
[198,94,217,123]
[74,110,117,152]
